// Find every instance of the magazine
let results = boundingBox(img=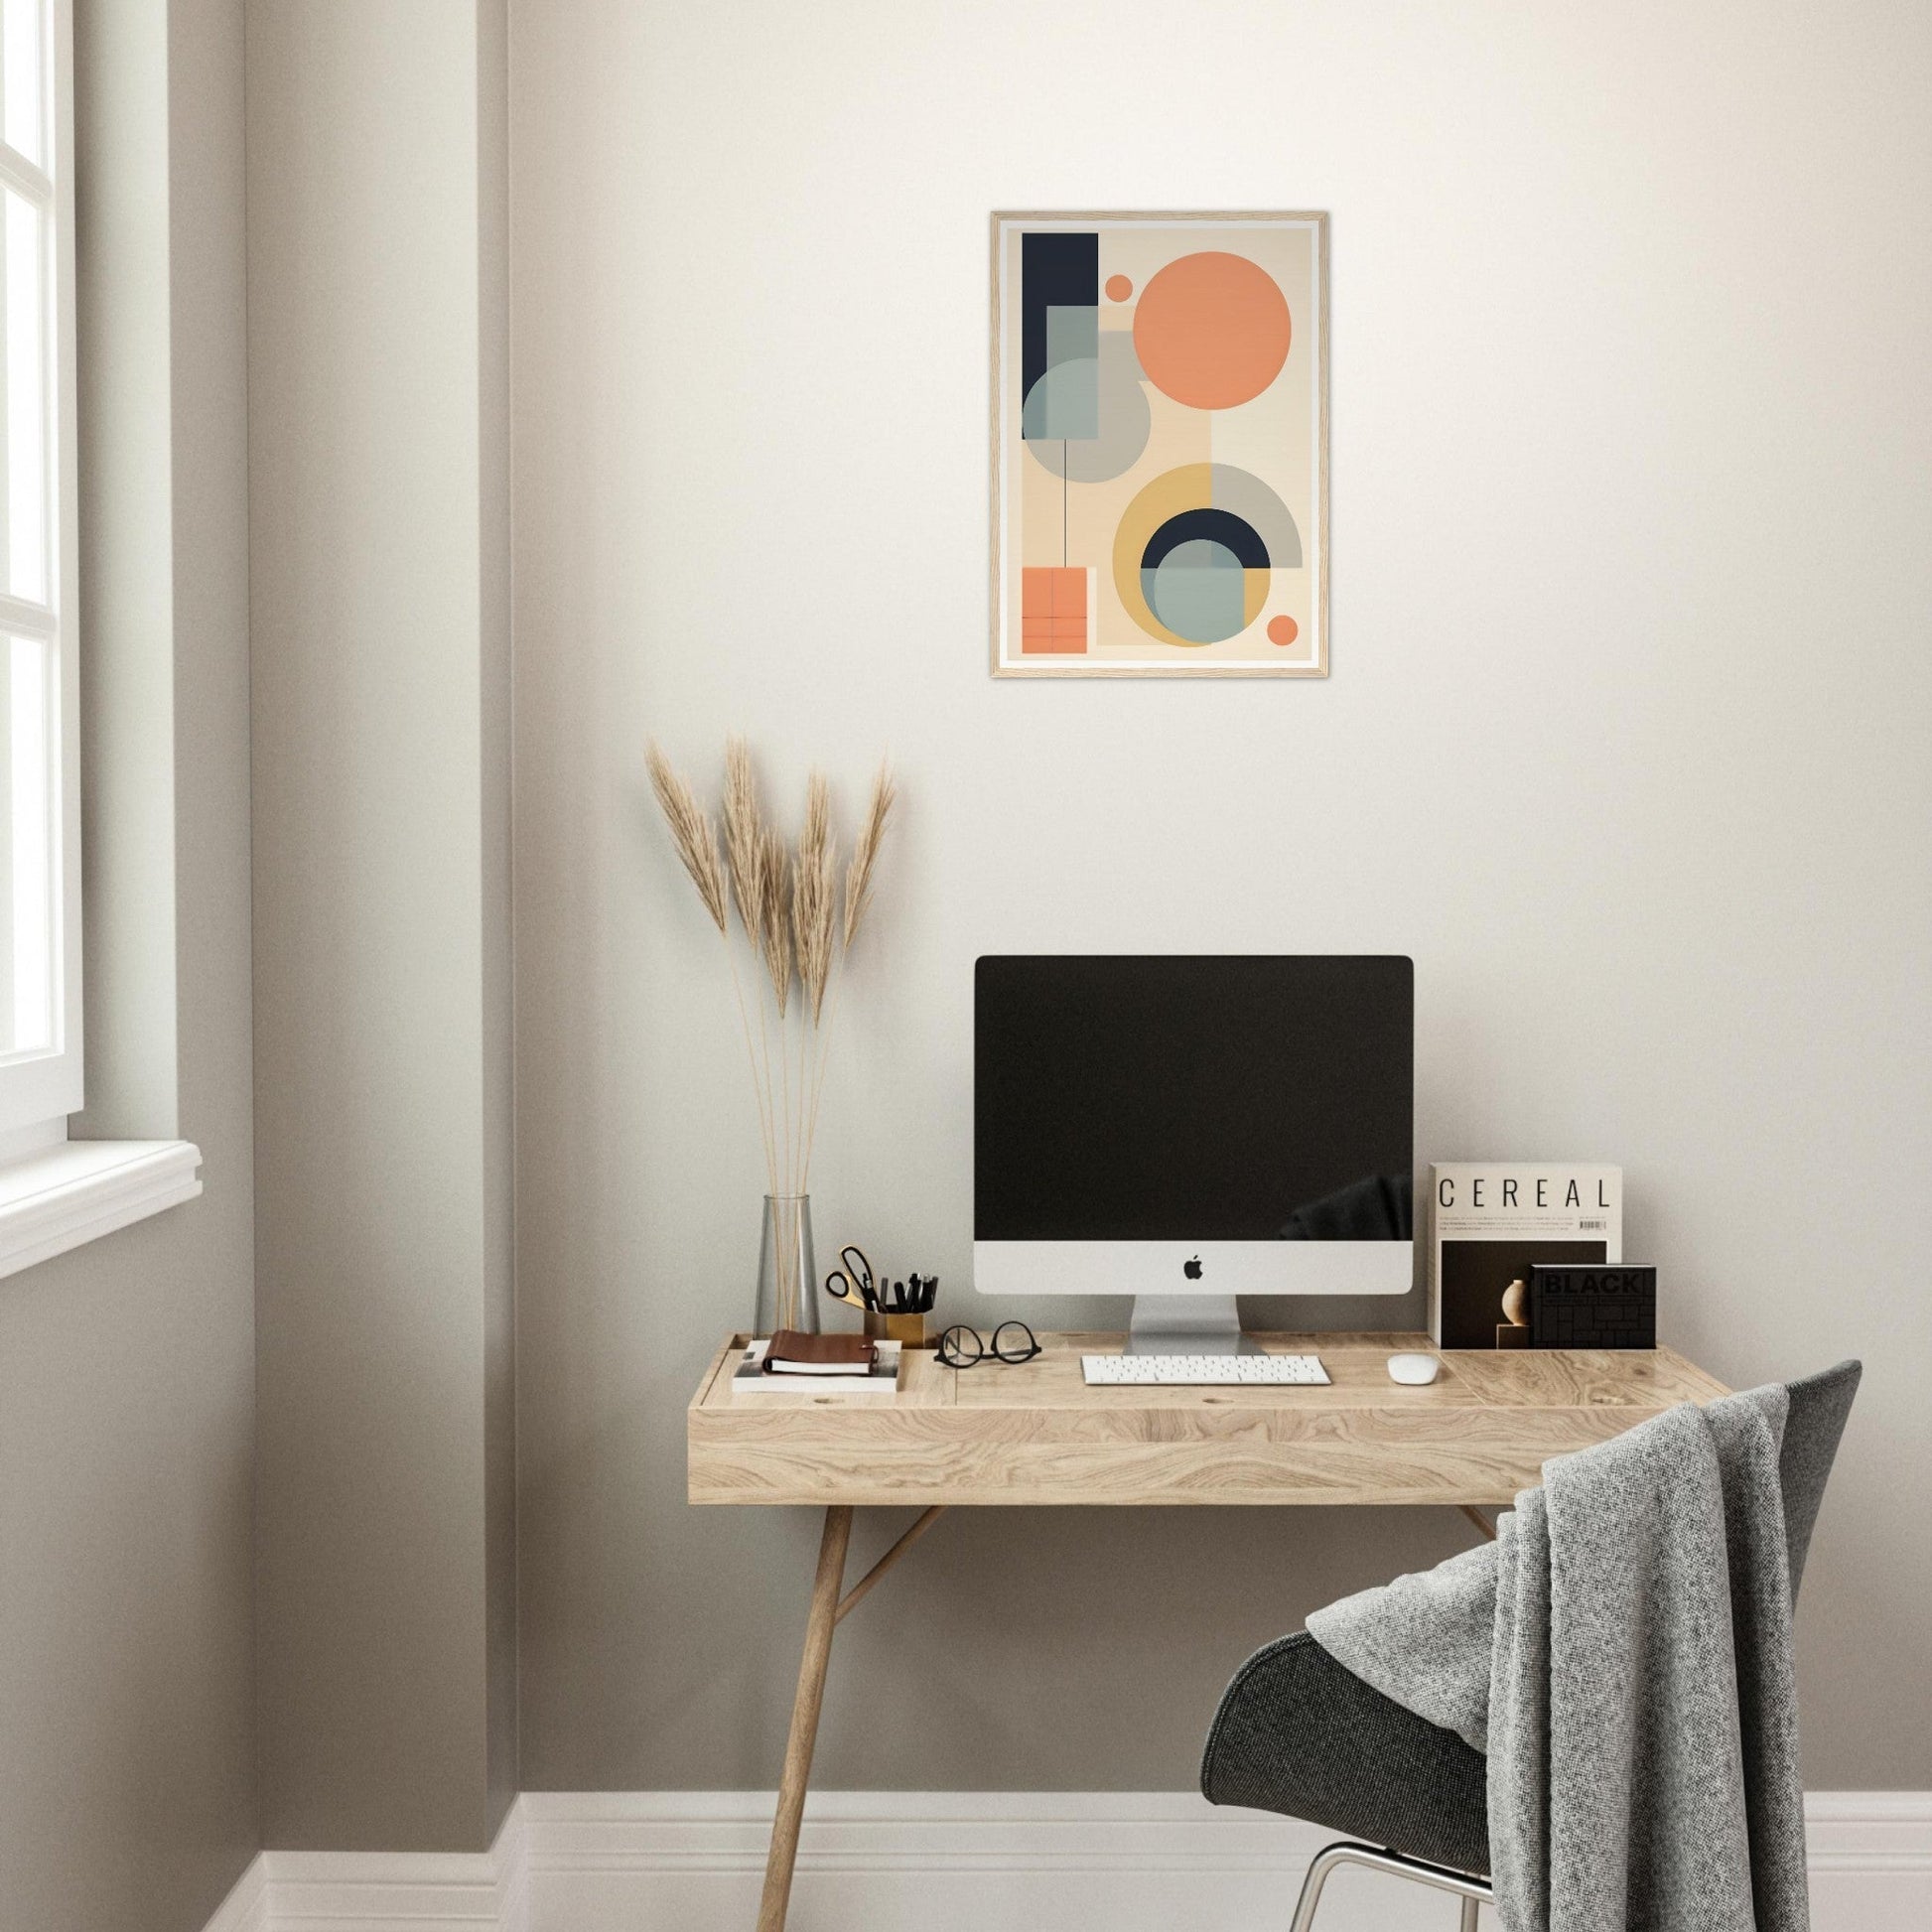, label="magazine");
[1428,1164,1621,1349]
